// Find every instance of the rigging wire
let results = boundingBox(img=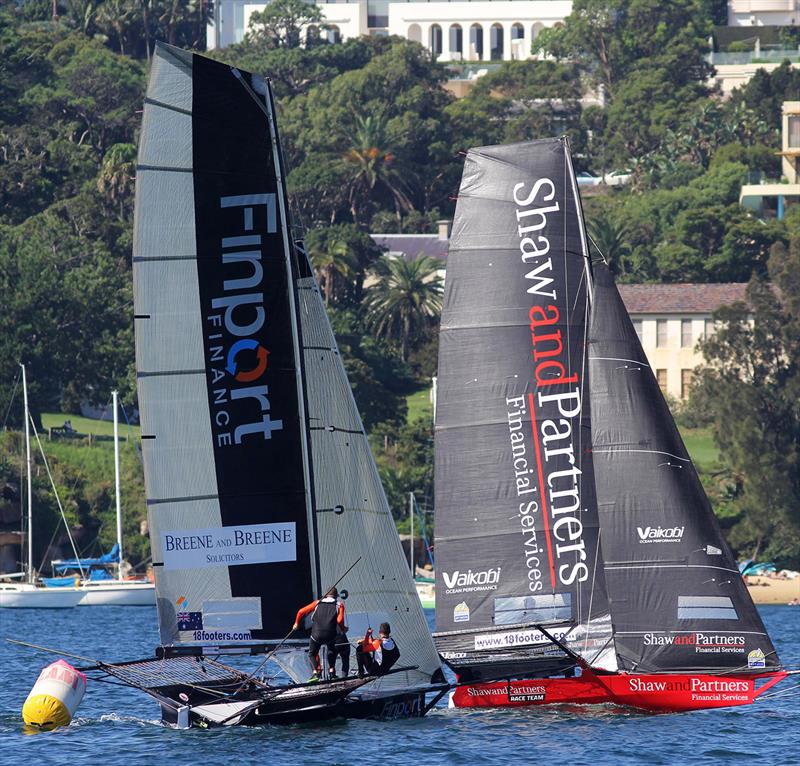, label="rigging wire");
[29,414,86,579]
[1,367,21,429]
